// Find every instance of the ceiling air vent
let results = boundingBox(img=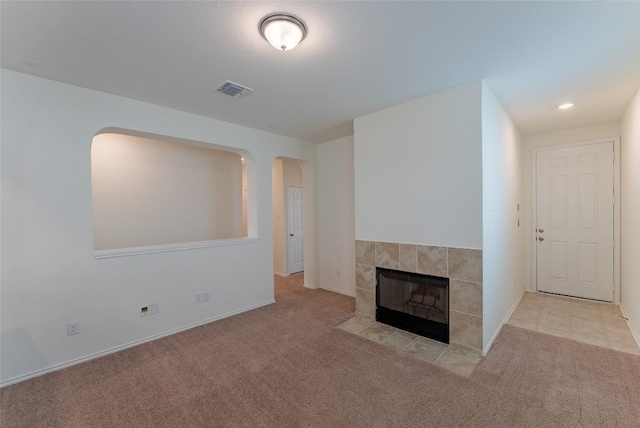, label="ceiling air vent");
[215,80,253,99]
